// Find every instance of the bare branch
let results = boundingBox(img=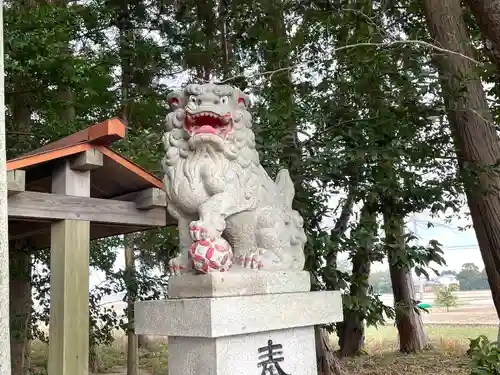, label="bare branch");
[219,39,482,84]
